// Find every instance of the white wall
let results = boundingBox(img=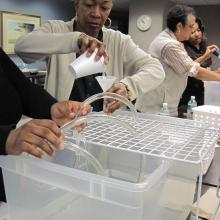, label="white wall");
[0,0,75,69]
[129,0,174,52]
[0,0,74,22]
